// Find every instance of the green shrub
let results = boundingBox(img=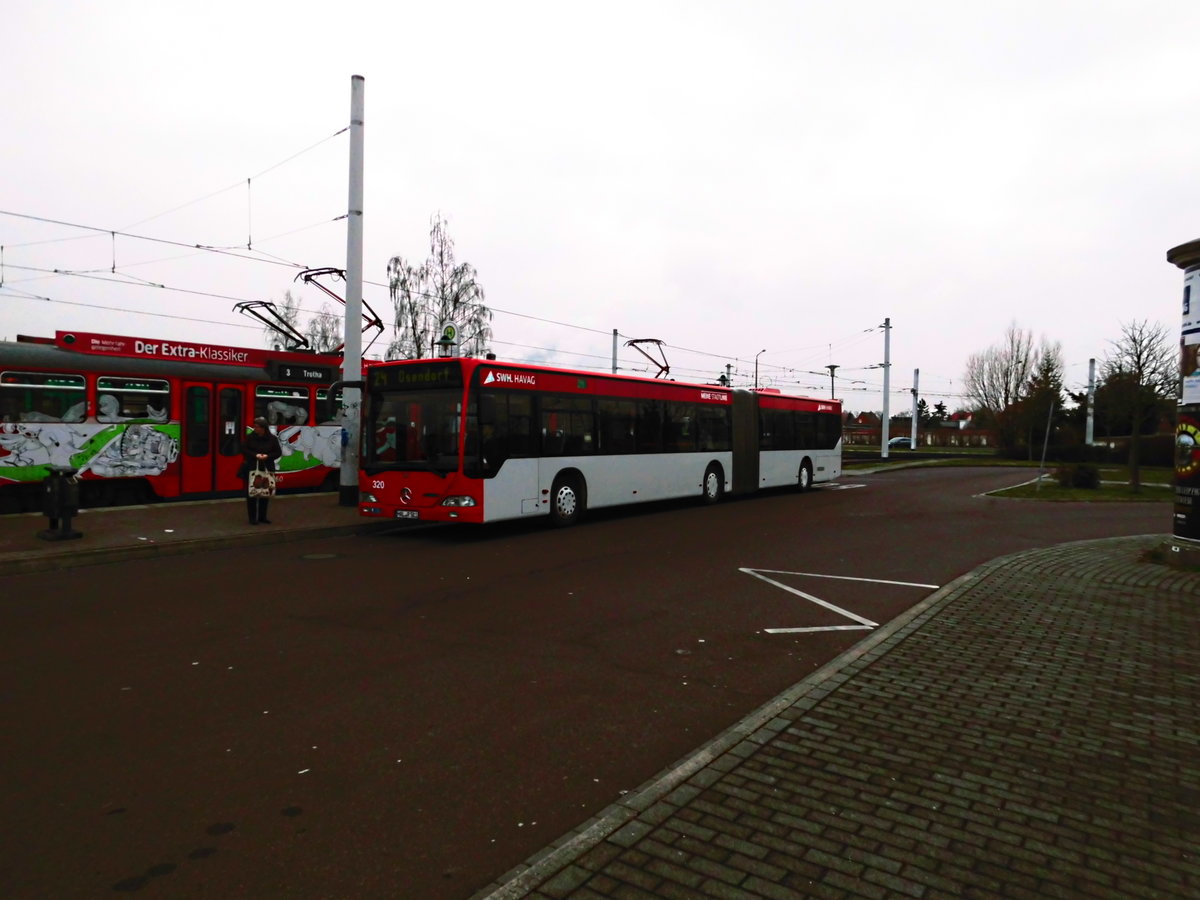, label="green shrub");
[1051,443,1109,464]
[1055,463,1101,489]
